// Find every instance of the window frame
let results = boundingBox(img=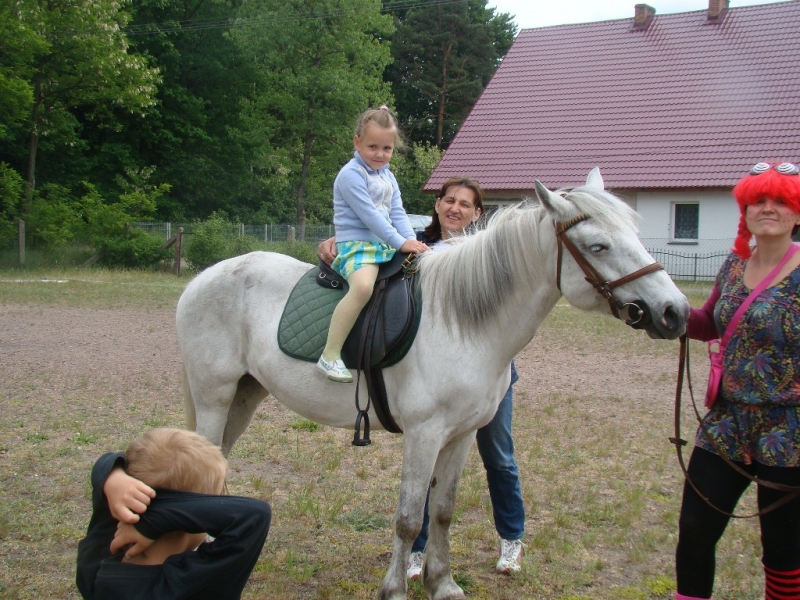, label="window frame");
[670,201,699,243]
